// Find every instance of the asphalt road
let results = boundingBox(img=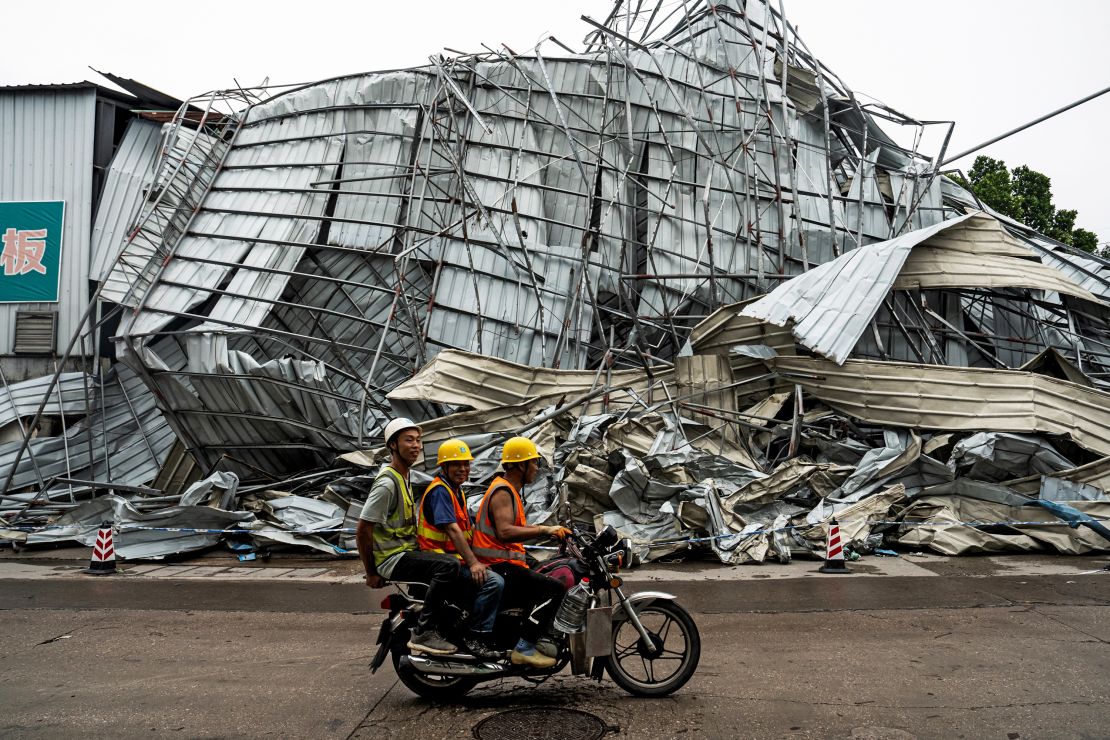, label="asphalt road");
[1,557,1108,739]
